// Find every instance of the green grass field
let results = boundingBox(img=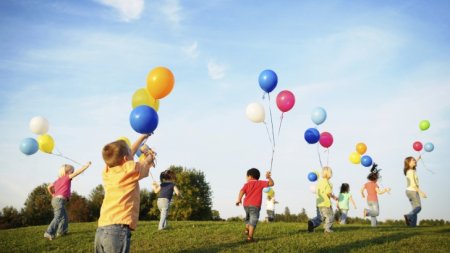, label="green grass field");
[0,221,449,252]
